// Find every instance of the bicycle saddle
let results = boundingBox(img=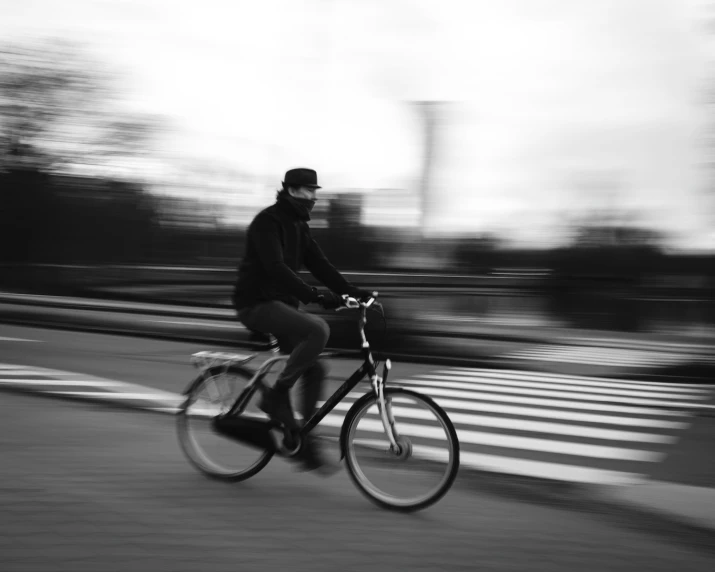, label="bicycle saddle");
[246,330,280,351]
[247,330,274,344]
